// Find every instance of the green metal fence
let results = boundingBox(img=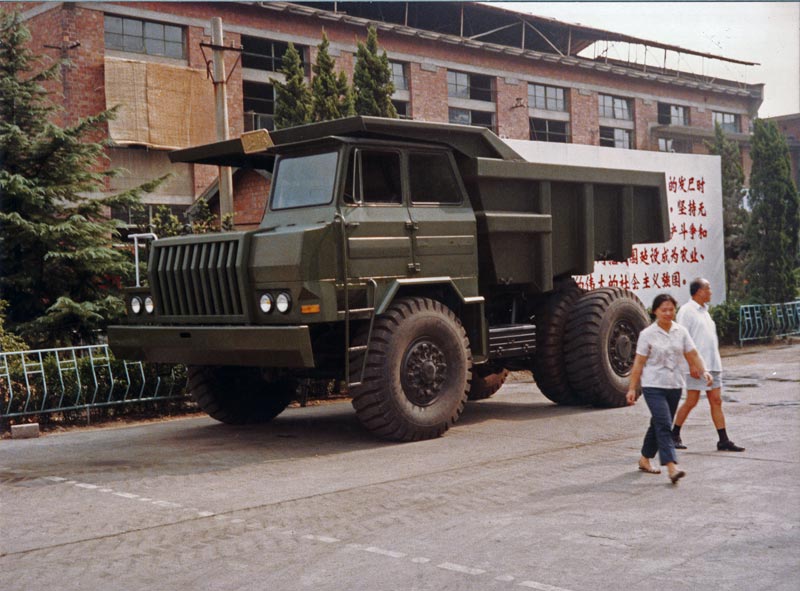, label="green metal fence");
[739,301,800,343]
[1,345,187,420]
